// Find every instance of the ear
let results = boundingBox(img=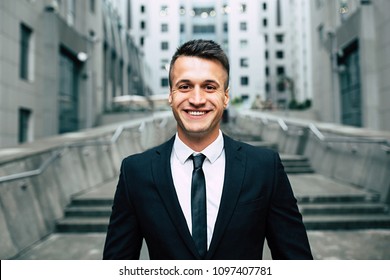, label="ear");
[168,92,173,105]
[223,87,230,108]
